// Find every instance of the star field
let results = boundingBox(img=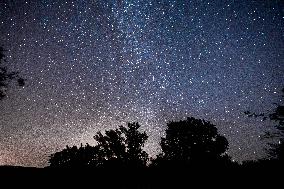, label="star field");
[0,0,283,167]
